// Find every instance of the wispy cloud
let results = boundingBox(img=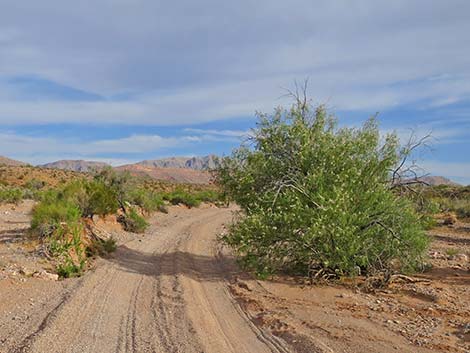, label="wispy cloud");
[0,1,469,125]
[184,128,249,137]
[0,1,468,168]
[0,131,219,164]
